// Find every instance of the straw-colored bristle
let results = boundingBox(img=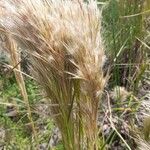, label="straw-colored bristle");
[0,0,106,149]
[137,138,150,150]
